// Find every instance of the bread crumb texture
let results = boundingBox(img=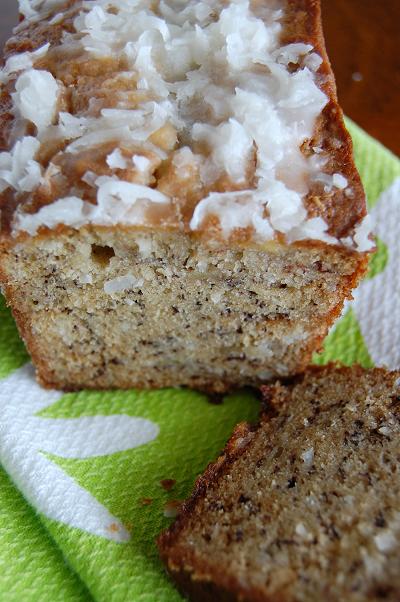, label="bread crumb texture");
[158,366,400,602]
[0,230,365,391]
